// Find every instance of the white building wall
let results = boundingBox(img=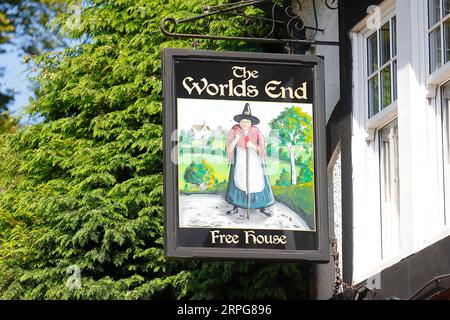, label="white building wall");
[294,0,342,298]
[351,0,450,284]
[309,0,450,298]
[296,0,340,122]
